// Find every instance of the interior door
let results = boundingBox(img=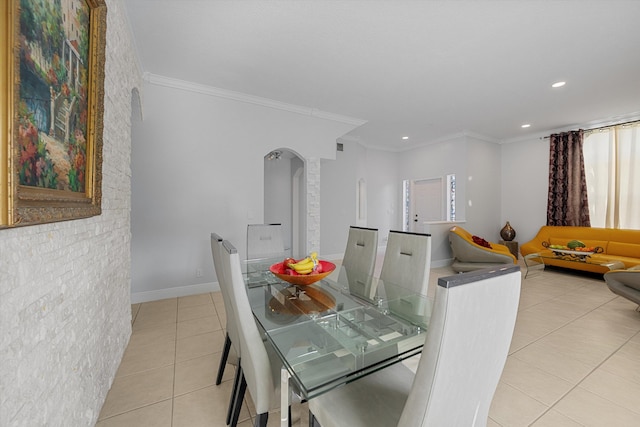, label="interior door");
[410,178,443,232]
